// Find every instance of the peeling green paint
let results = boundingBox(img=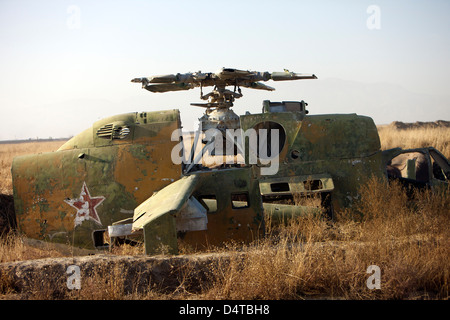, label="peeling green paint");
[58,210,67,220]
[11,110,182,250]
[128,144,152,161]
